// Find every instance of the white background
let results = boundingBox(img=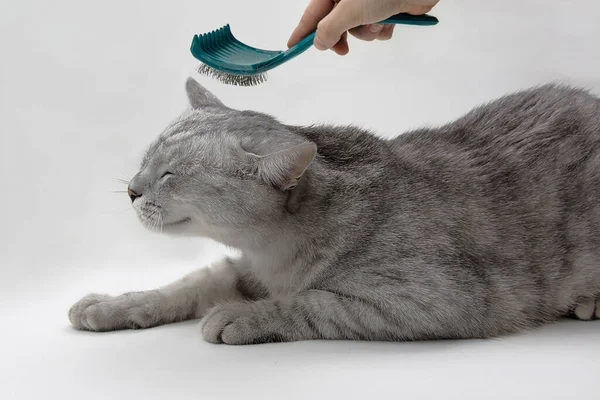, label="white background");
[1,0,600,399]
